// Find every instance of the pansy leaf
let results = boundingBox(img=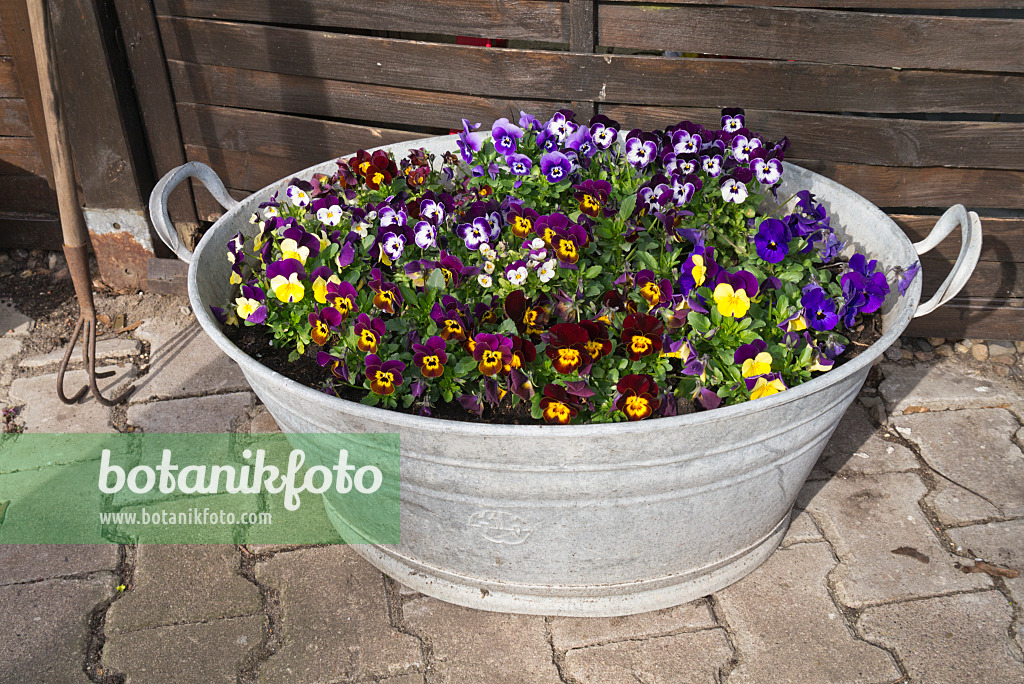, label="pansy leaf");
[361,234,376,251]
[361,393,381,407]
[454,356,477,375]
[401,394,415,408]
[425,268,447,291]
[584,265,603,279]
[637,251,658,271]
[617,193,637,221]
[398,283,419,307]
[497,318,518,336]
